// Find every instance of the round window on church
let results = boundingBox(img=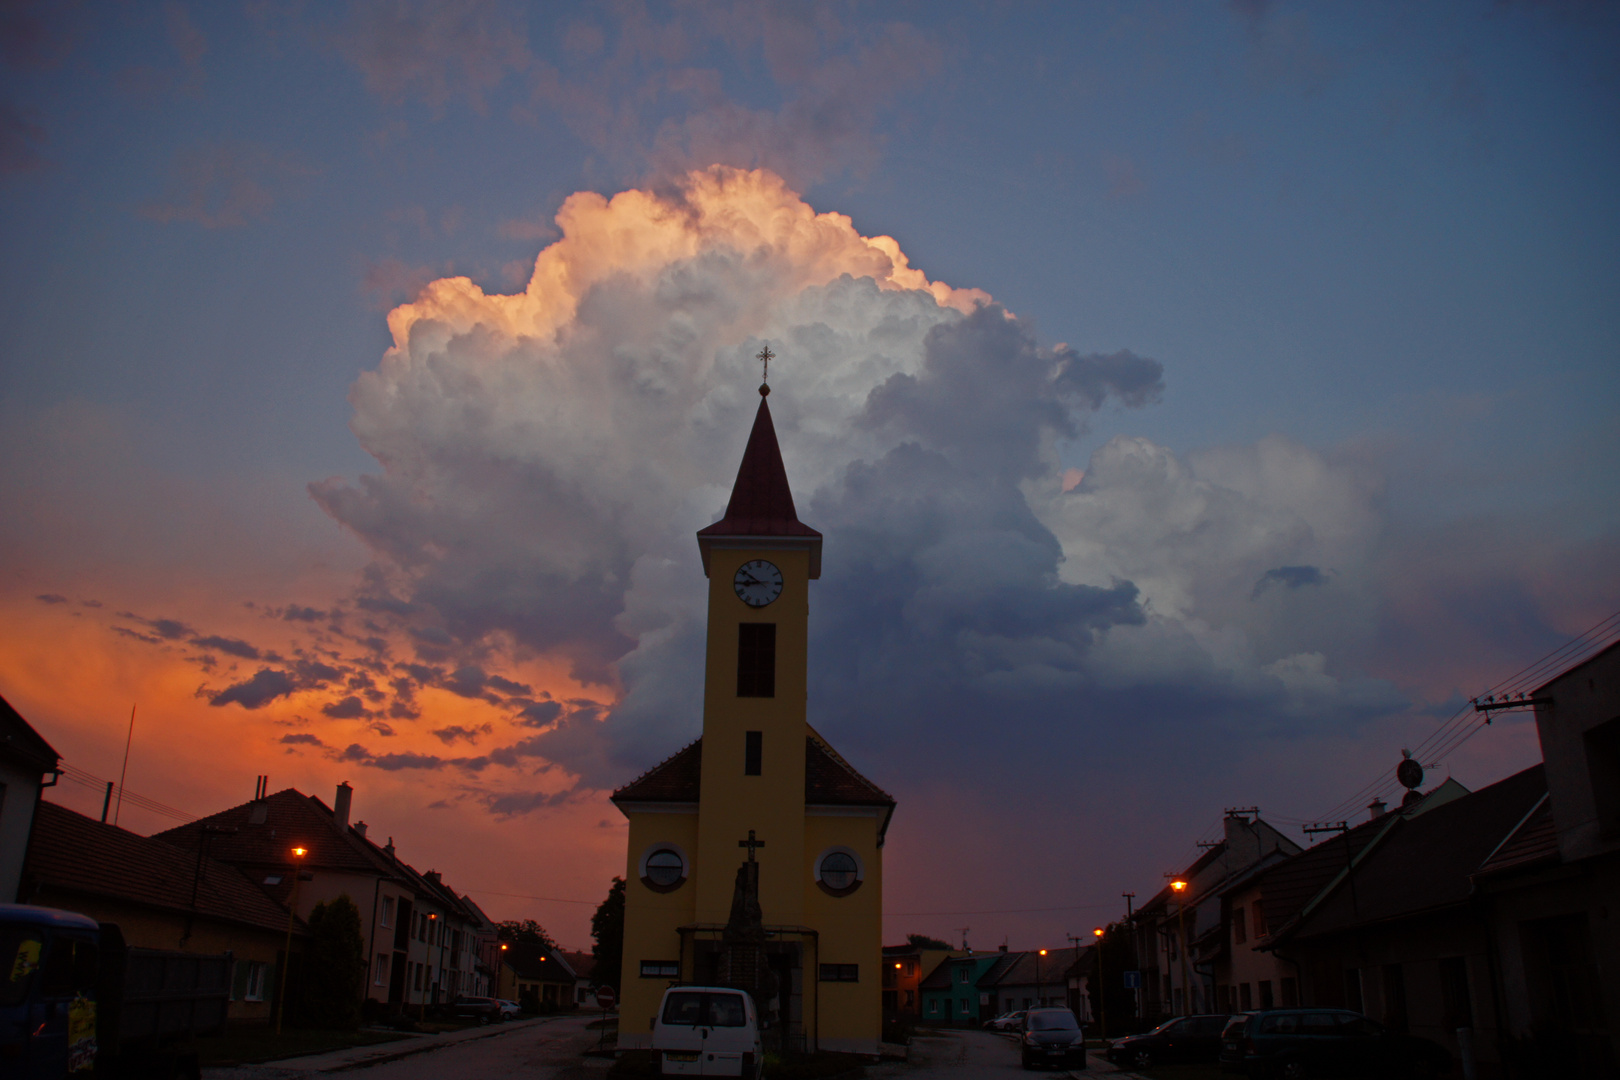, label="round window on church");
[640,845,688,893]
[816,847,863,897]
